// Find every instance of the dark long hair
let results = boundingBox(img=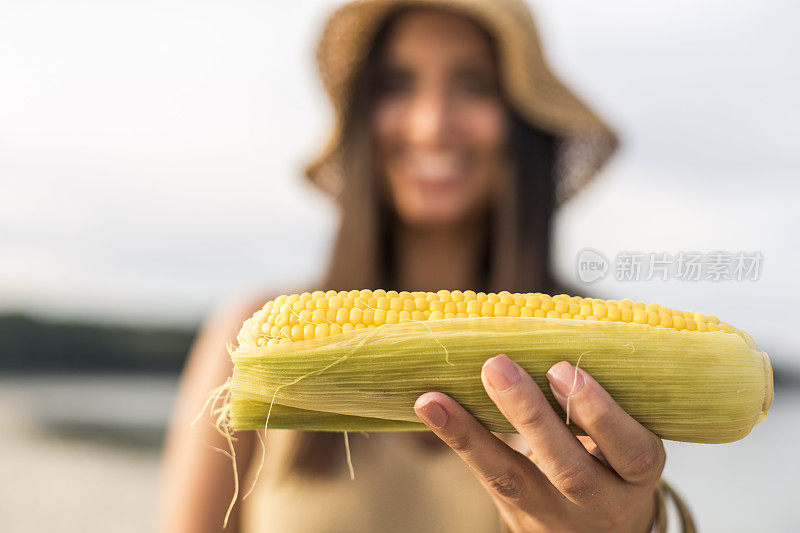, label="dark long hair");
[287,8,561,477]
